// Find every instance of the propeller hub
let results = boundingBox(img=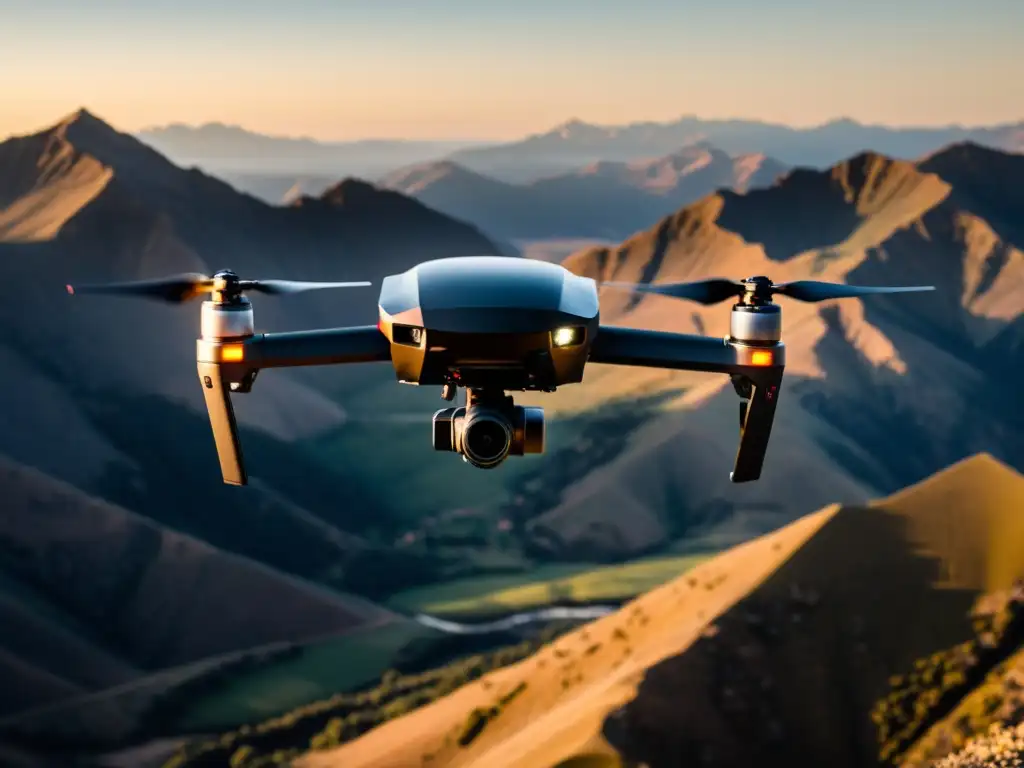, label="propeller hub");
[211,270,244,303]
[741,275,775,305]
